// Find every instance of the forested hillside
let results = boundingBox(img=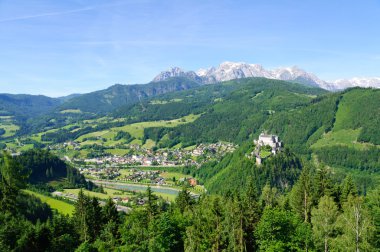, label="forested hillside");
[1,151,379,251]
[58,77,201,114]
[1,77,202,136]
[0,94,62,118]
[0,77,379,251]
[15,149,88,187]
[4,77,379,179]
[132,78,327,147]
